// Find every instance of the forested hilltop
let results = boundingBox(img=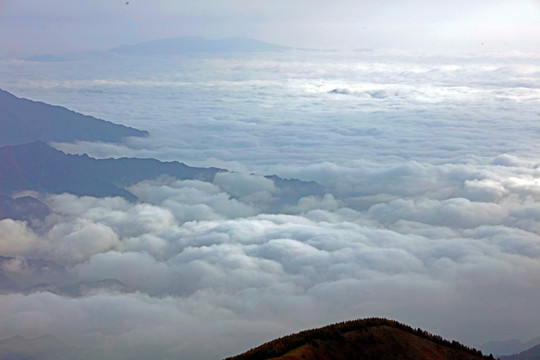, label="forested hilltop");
[225,318,496,360]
